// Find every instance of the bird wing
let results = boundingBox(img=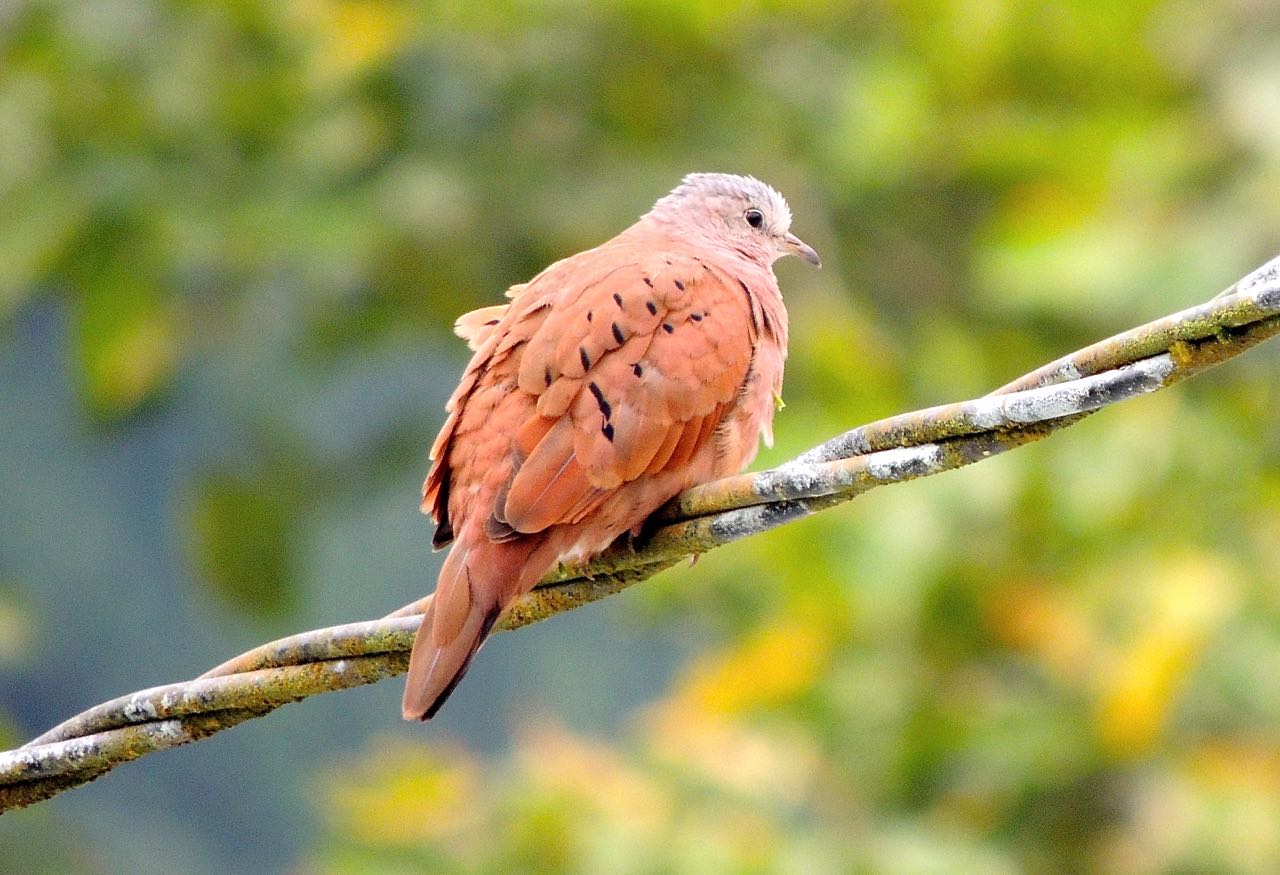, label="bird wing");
[452,304,507,351]
[451,280,534,351]
[425,245,759,545]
